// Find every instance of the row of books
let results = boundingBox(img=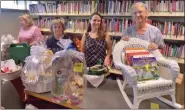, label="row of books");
[97,0,184,15]
[29,0,184,14]
[29,2,57,14]
[162,44,184,59]
[151,20,184,39]
[34,18,184,40]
